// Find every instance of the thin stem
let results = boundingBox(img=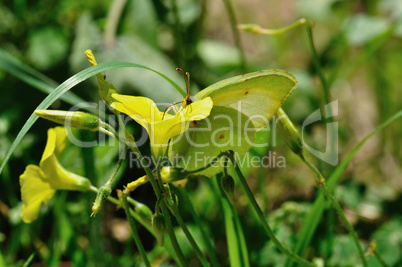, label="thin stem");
[115,113,186,265]
[108,153,125,186]
[161,200,188,267]
[305,25,331,113]
[240,19,332,120]
[222,0,246,71]
[187,152,226,174]
[239,18,308,35]
[167,197,211,267]
[153,166,187,267]
[374,249,388,267]
[302,157,368,267]
[89,186,155,235]
[226,153,315,267]
[181,191,219,267]
[104,0,127,48]
[99,120,119,139]
[120,194,151,267]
